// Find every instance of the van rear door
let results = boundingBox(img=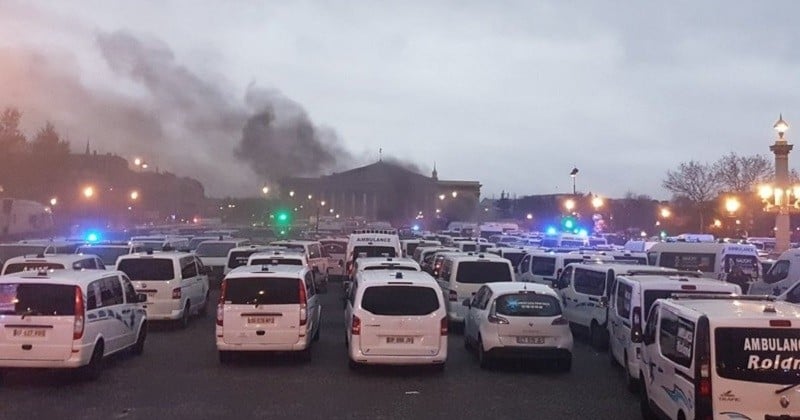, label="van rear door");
[358,284,442,356]
[494,292,564,347]
[222,277,301,345]
[0,283,77,361]
[119,258,178,312]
